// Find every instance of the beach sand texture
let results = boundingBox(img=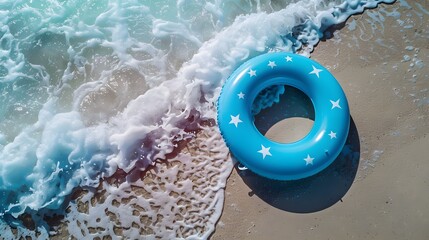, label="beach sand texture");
[213,1,429,239]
